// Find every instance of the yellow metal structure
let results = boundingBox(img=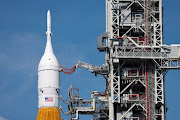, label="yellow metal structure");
[36,107,61,120]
